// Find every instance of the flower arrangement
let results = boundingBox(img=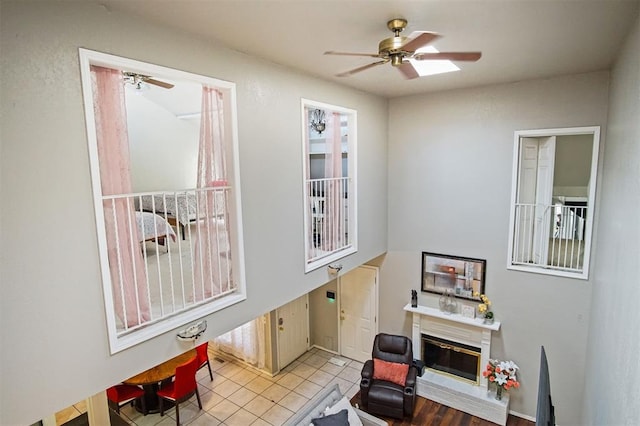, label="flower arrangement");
[483,359,520,400]
[473,292,494,322]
